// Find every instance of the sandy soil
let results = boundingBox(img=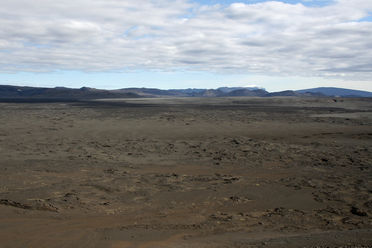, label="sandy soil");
[0,97,371,248]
